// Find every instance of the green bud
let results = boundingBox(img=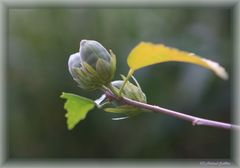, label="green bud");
[104,75,147,120]
[80,40,110,67]
[68,52,81,80]
[111,79,146,103]
[68,40,116,90]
